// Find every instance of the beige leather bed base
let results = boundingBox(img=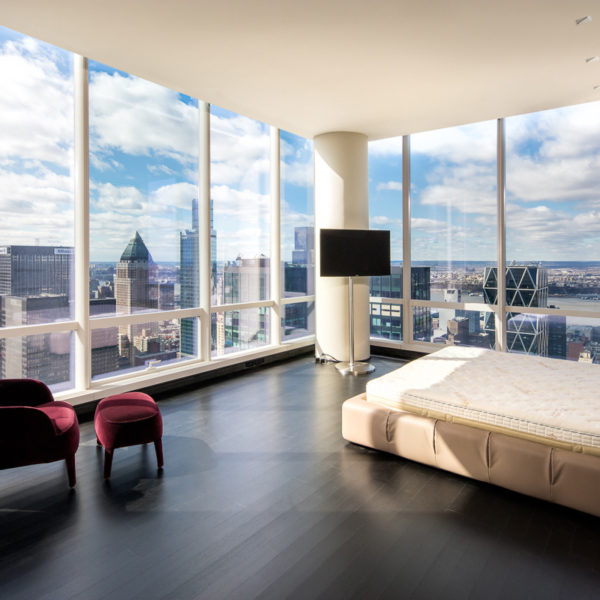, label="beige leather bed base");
[342,393,600,518]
